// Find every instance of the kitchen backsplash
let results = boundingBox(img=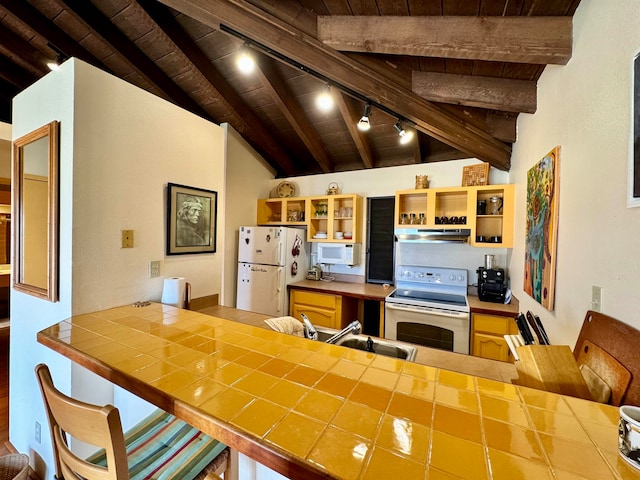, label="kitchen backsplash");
[395,242,510,287]
[310,241,509,287]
